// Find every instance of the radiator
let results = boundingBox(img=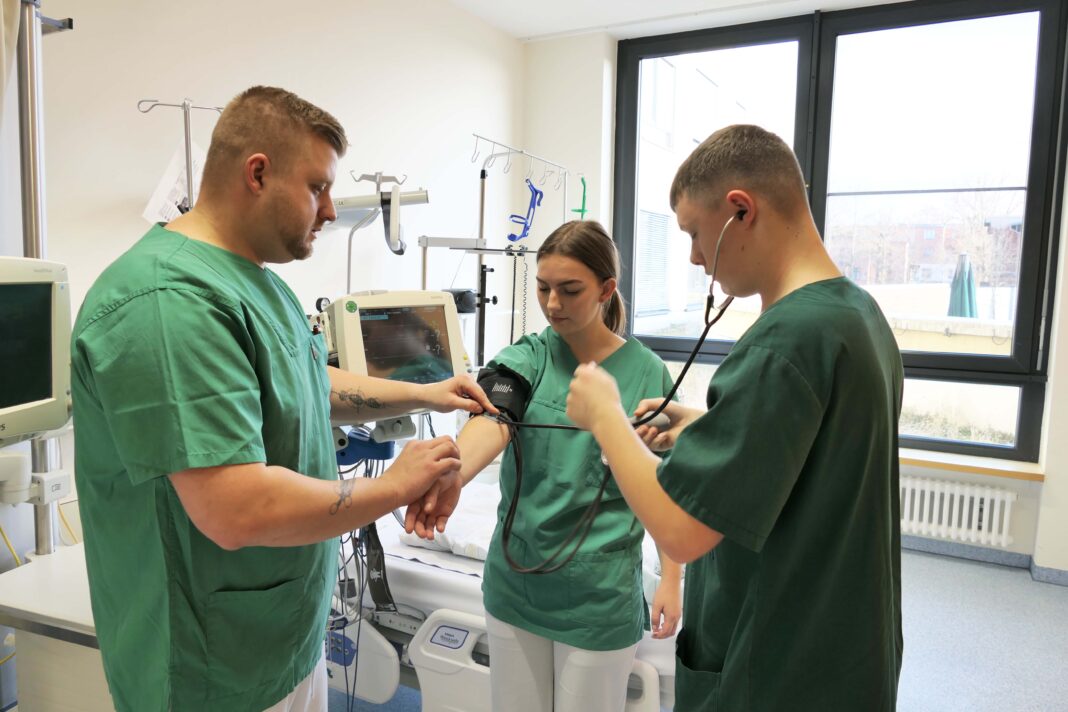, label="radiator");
[900,476,1017,548]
